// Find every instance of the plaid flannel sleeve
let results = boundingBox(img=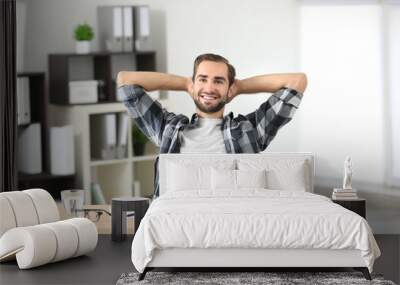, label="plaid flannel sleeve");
[119,84,175,147]
[245,87,303,151]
